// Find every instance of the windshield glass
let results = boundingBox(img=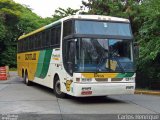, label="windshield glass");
[63,38,134,75]
[75,38,109,72]
[75,38,134,72]
[74,38,134,73]
[75,20,132,38]
[109,39,134,72]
